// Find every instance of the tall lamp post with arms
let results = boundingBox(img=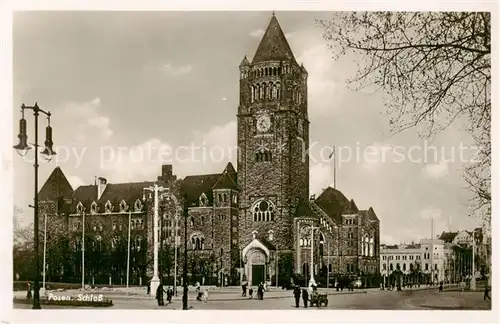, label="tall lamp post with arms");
[143,183,167,296]
[13,103,57,309]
